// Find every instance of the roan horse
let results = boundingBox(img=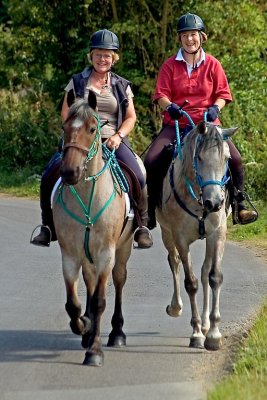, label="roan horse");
[52,91,134,366]
[156,120,238,350]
